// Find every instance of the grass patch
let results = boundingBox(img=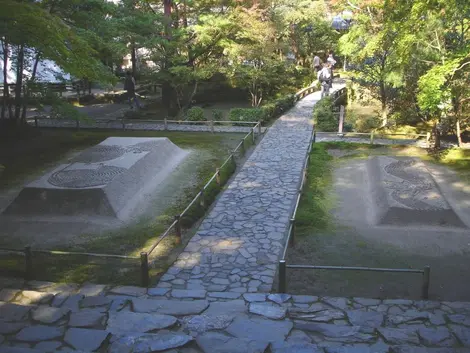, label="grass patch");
[295,143,335,232]
[0,129,247,285]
